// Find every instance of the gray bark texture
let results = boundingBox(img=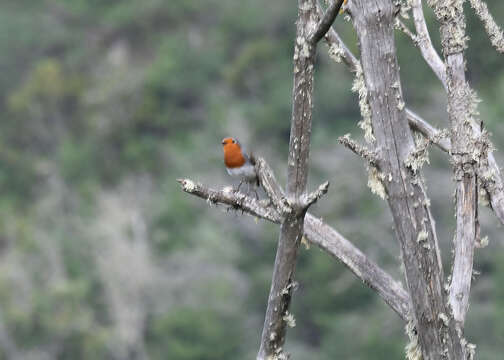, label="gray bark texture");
[257,1,343,358]
[430,0,477,329]
[322,1,504,229]
[348,0,464,359]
